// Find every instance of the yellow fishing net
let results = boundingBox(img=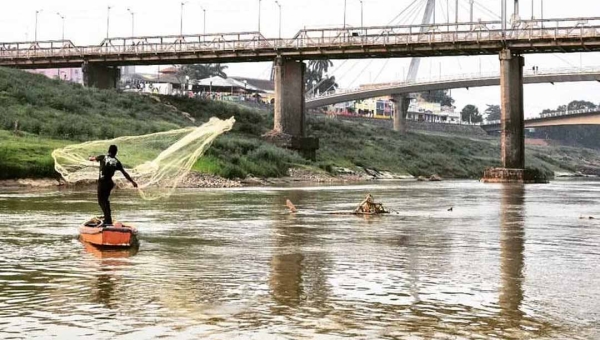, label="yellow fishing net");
[52,117,235,200]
